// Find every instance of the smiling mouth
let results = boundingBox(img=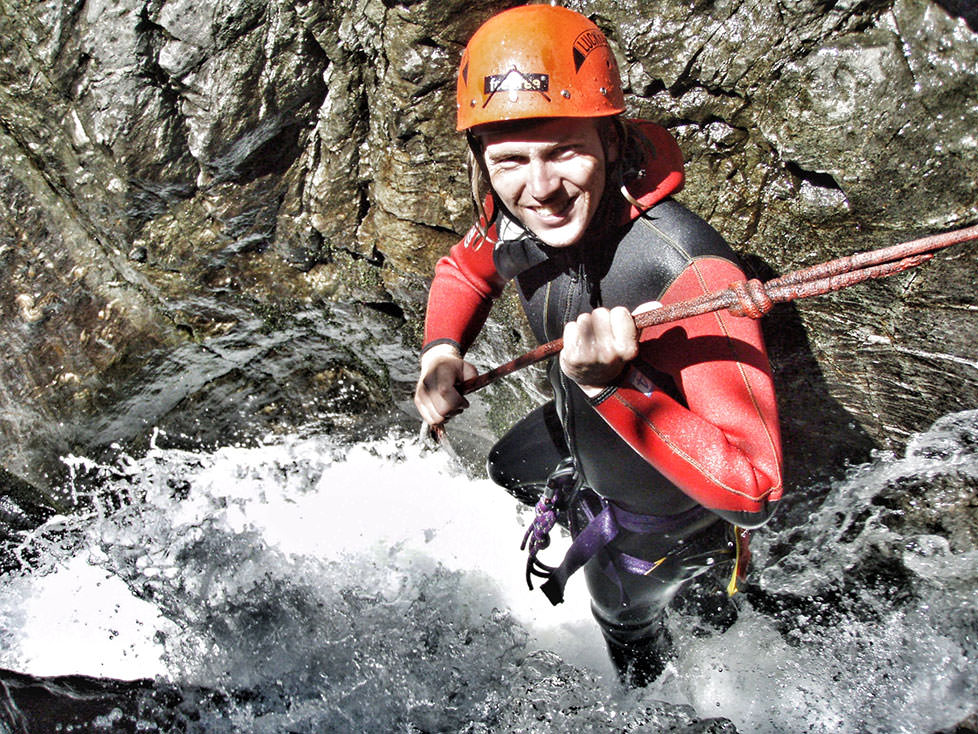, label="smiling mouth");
[529,198,573,220]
